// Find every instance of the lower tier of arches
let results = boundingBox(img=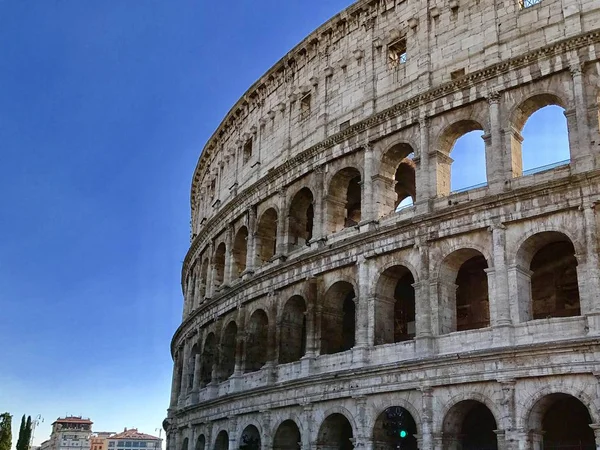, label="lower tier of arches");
[166,373,600,450]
